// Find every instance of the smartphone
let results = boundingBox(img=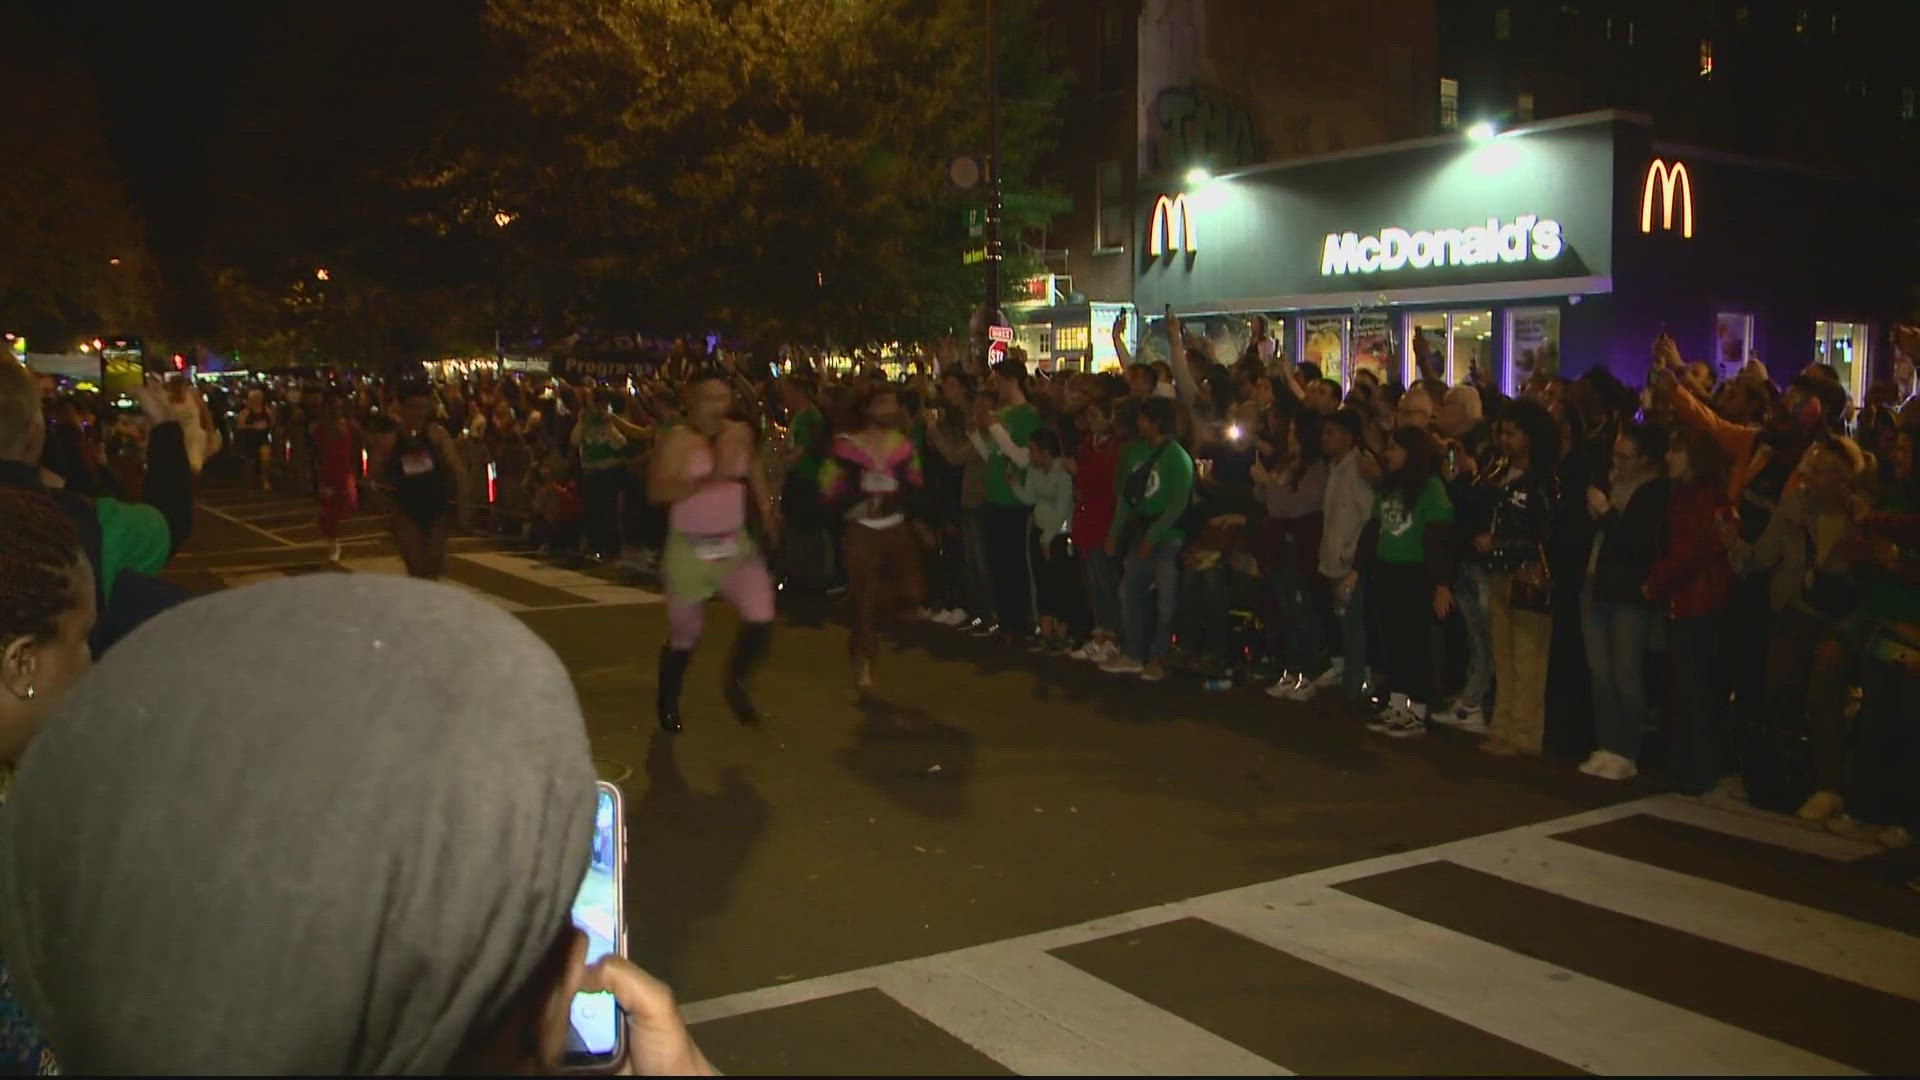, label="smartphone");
[564,781,627,1073]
